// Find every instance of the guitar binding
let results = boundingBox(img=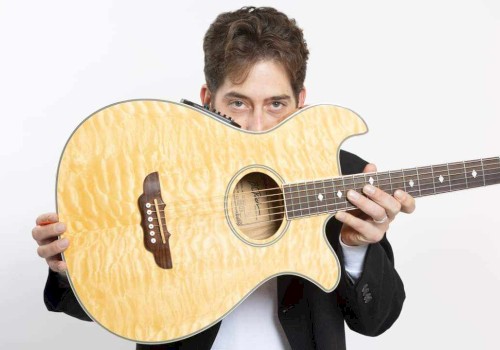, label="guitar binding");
[180,98,241,128]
